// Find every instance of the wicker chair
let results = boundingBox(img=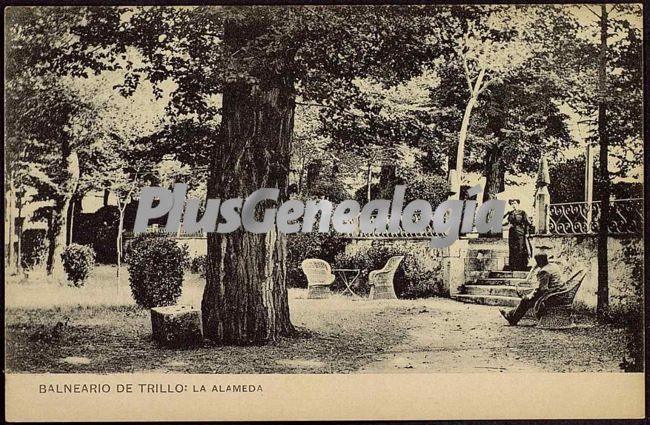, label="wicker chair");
[301,259,336,299]
[368,256,404,300]
[533,270,586,329]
